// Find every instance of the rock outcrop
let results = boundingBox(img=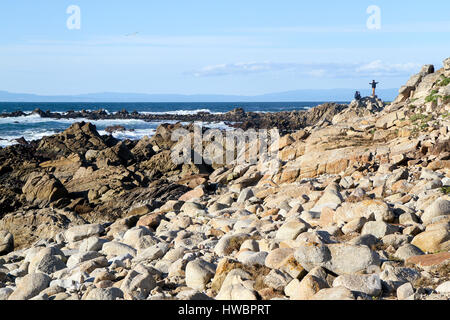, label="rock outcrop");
[22,173,68,207]
[0,57,449,301]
